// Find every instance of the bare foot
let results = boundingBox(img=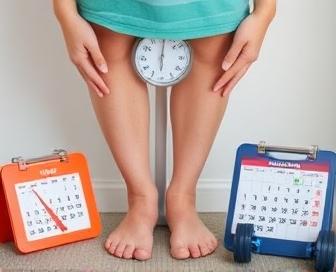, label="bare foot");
[166,188,219,259]
[104,186,158,260]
